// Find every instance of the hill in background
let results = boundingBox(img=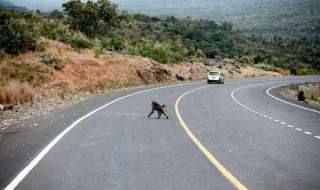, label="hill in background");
[6,0,320,41]
[112,0,320,41]
[0,0,27,10]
